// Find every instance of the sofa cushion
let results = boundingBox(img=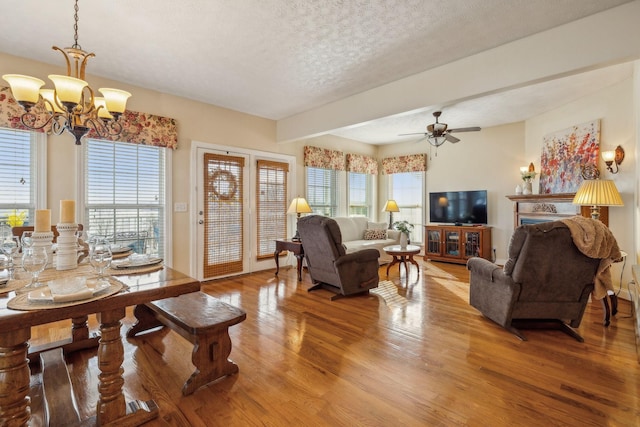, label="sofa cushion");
[364,229,387,240]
